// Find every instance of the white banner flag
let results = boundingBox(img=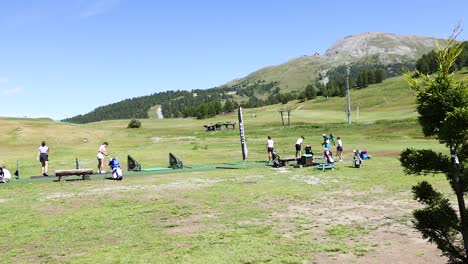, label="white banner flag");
[238,107,248,160]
